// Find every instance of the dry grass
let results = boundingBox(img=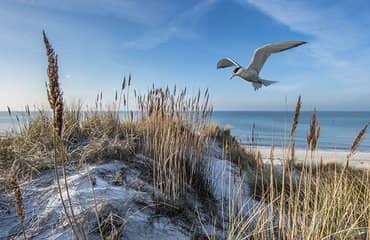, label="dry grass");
[136,87,213,200]
[226,107,370,240]
[227,165,370,239]
[213,125,257,171]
